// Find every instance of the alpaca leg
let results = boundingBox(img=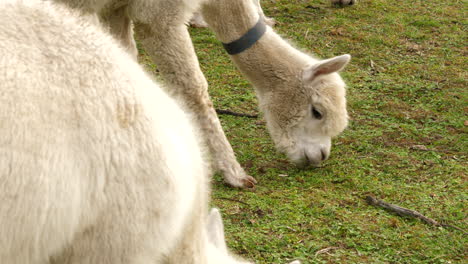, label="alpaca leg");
[101,5,138,59]
[130,16,256,188]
